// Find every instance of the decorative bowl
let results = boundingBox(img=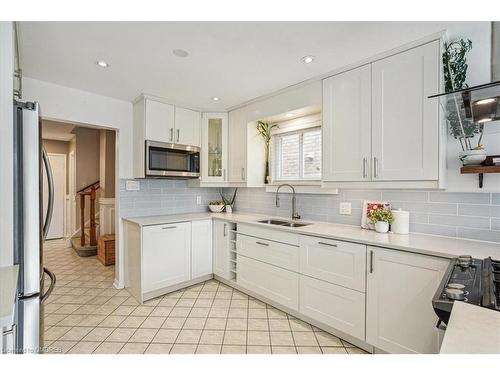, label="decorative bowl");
[208,204,225,213]
[459,149,487,166]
